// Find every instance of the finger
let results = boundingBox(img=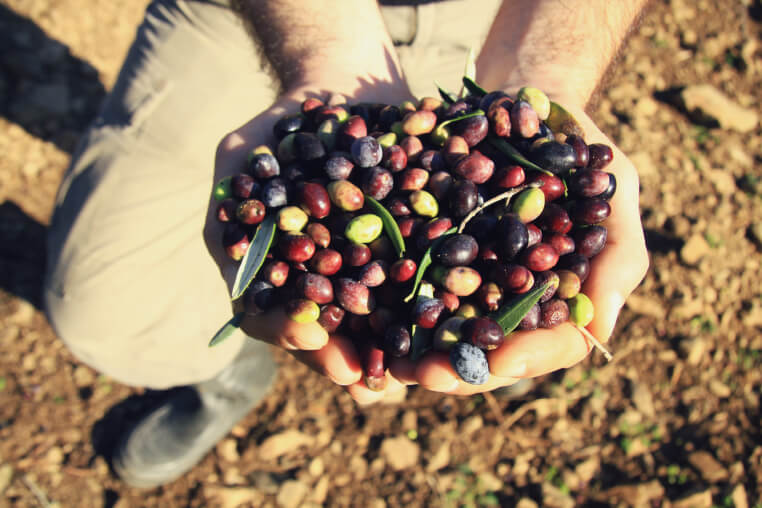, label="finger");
[487,323,591,379]
[289,334,363,385]
[413,352,518,394]
[242,307,329,351]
